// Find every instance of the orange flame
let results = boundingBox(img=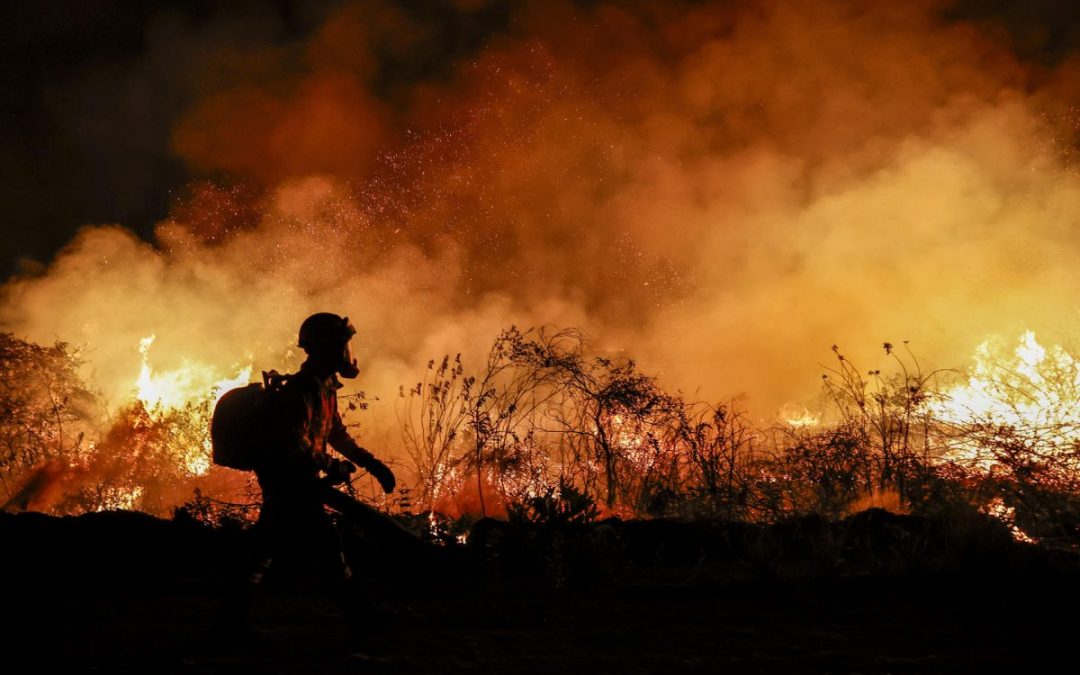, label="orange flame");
[134,334,252,414]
